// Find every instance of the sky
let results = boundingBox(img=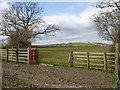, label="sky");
[0,0,113,45]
